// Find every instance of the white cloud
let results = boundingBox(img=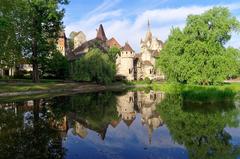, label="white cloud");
[65,2,240,52]
[66,10,122,39]
[87,0,121,17]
